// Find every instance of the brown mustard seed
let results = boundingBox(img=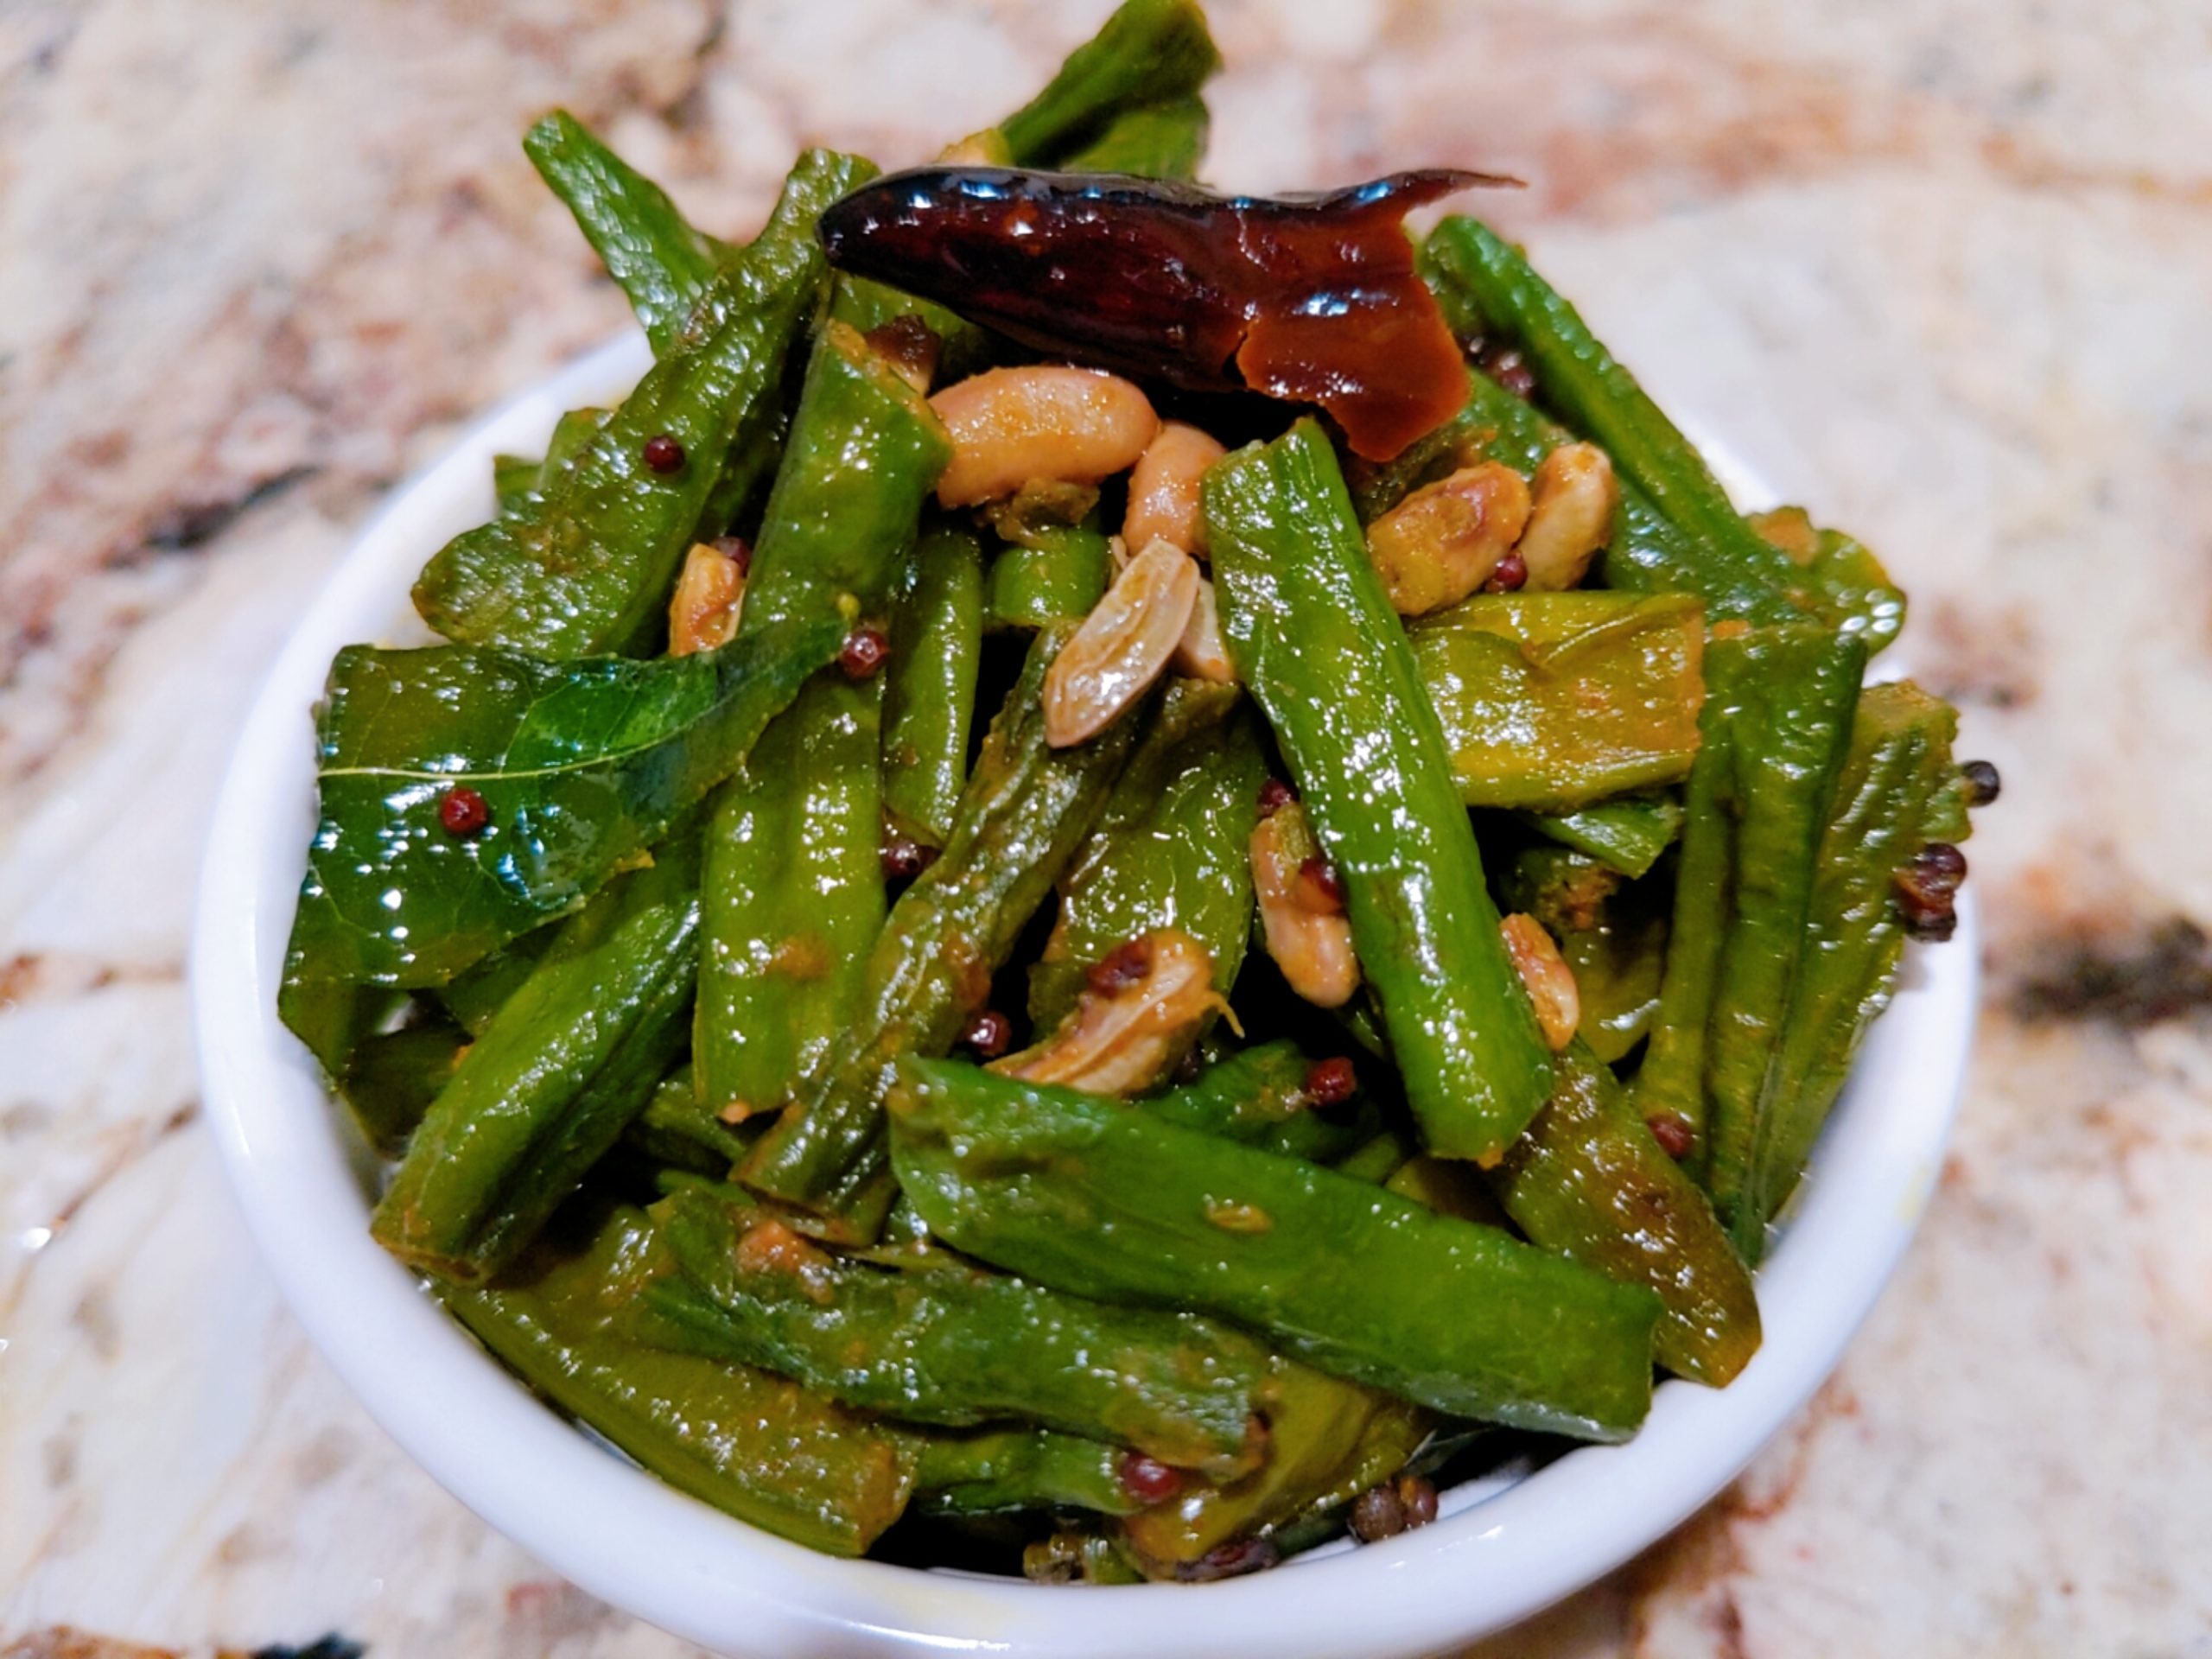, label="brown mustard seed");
[1894,843,1967,942]
[1897,897,1959,944]
[711,535,753,578]
[1396,1473,1440,1528]
[641,433,685,474]
[1478,344,1537,400]
[1176,1535,1280,1581]
[880,831,935,882]
[1646,1110,1695,1160]
[959,1009,1012,1059]
[838,626,891,679]
[1485,550,1529,592]
[437,785,490,836]
[1303,1055,1358,1107]
[1086,937,1155,996]
[1117,1452,1184,1506]
[1349,1483,1409,1542]
[1914,842,1969,893]
[1960,759,2001,806]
